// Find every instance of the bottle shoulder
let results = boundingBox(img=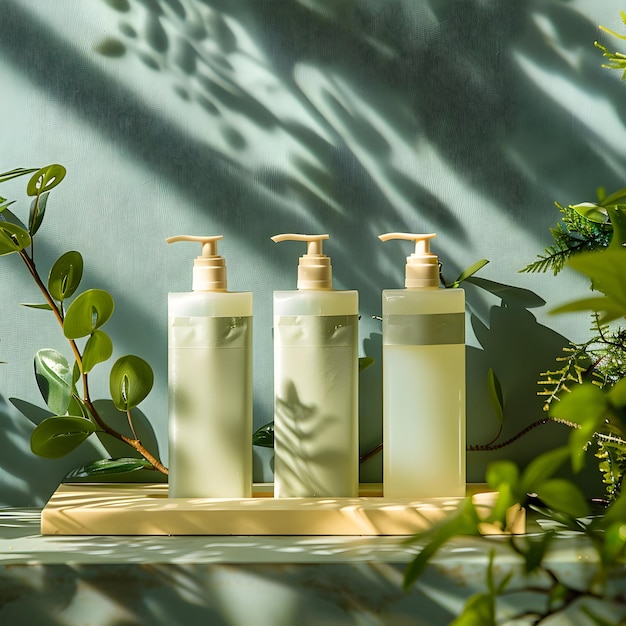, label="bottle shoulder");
[382,287,464,315]
[169,291,252,317]
[274,289,358,316]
